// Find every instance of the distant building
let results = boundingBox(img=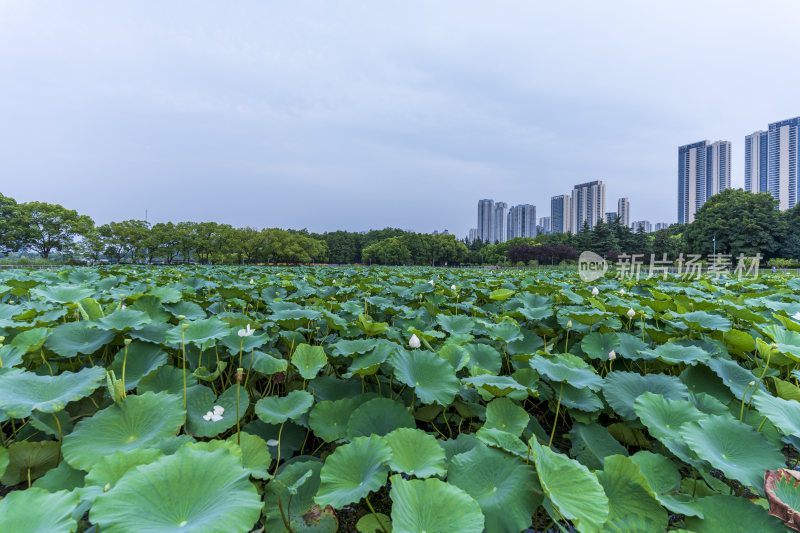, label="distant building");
[571,180,606,231]
[508,204,537,239]
[677,140,731,224]
[745,130,769,195]
[477,199,495,243]
[605,211,618,223]
[468,228,479,243]
[494,202,508,243]
[744,117,800,210]
[550,194,571,234]
[538,216,551,235]
[617,197,630,228]
[631,220,652,233]
[654,222,670,231]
